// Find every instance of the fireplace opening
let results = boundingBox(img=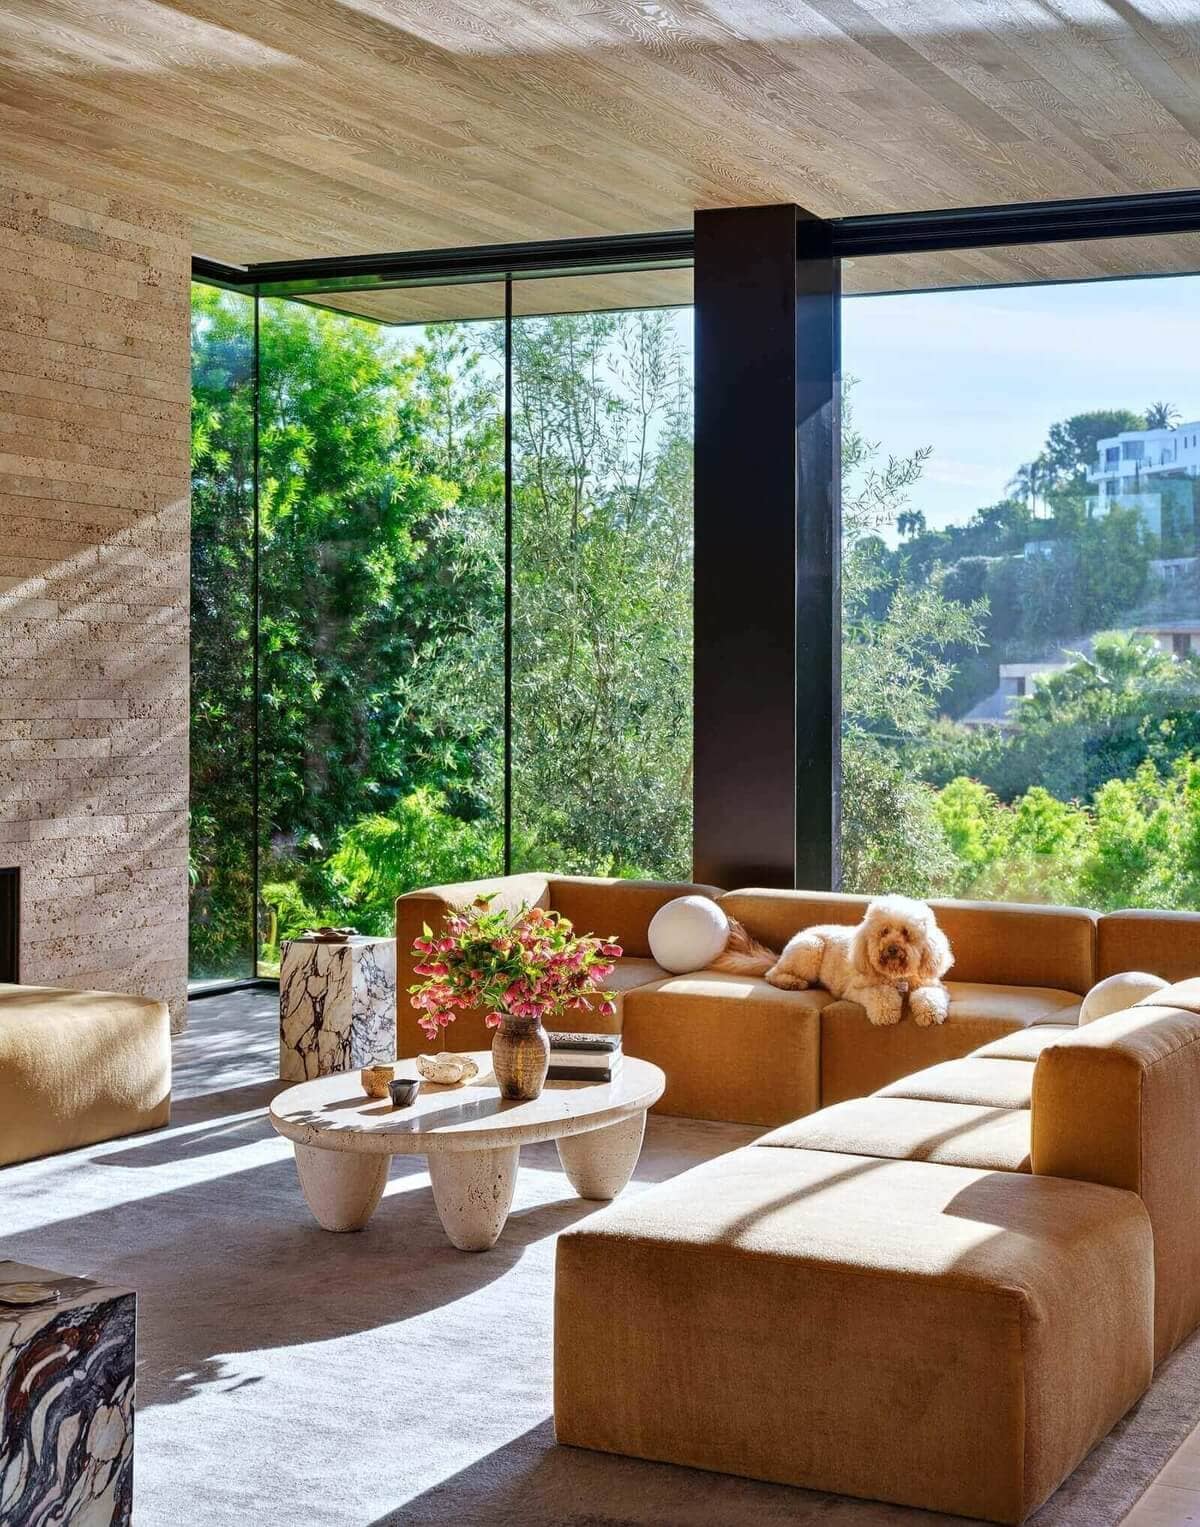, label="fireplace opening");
[0,868,19,984]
